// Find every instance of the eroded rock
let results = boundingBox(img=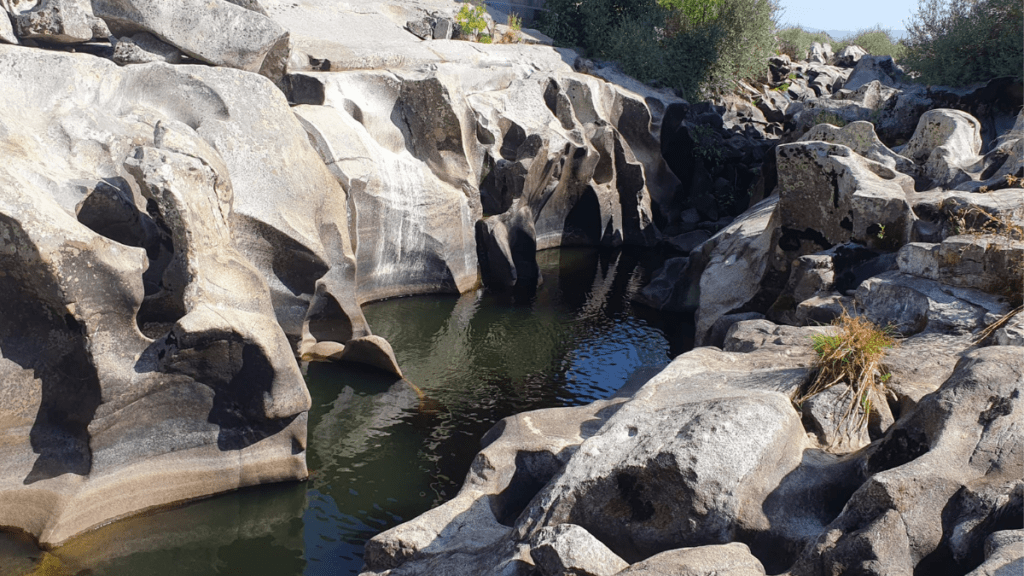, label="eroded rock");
[92,0,287,71]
